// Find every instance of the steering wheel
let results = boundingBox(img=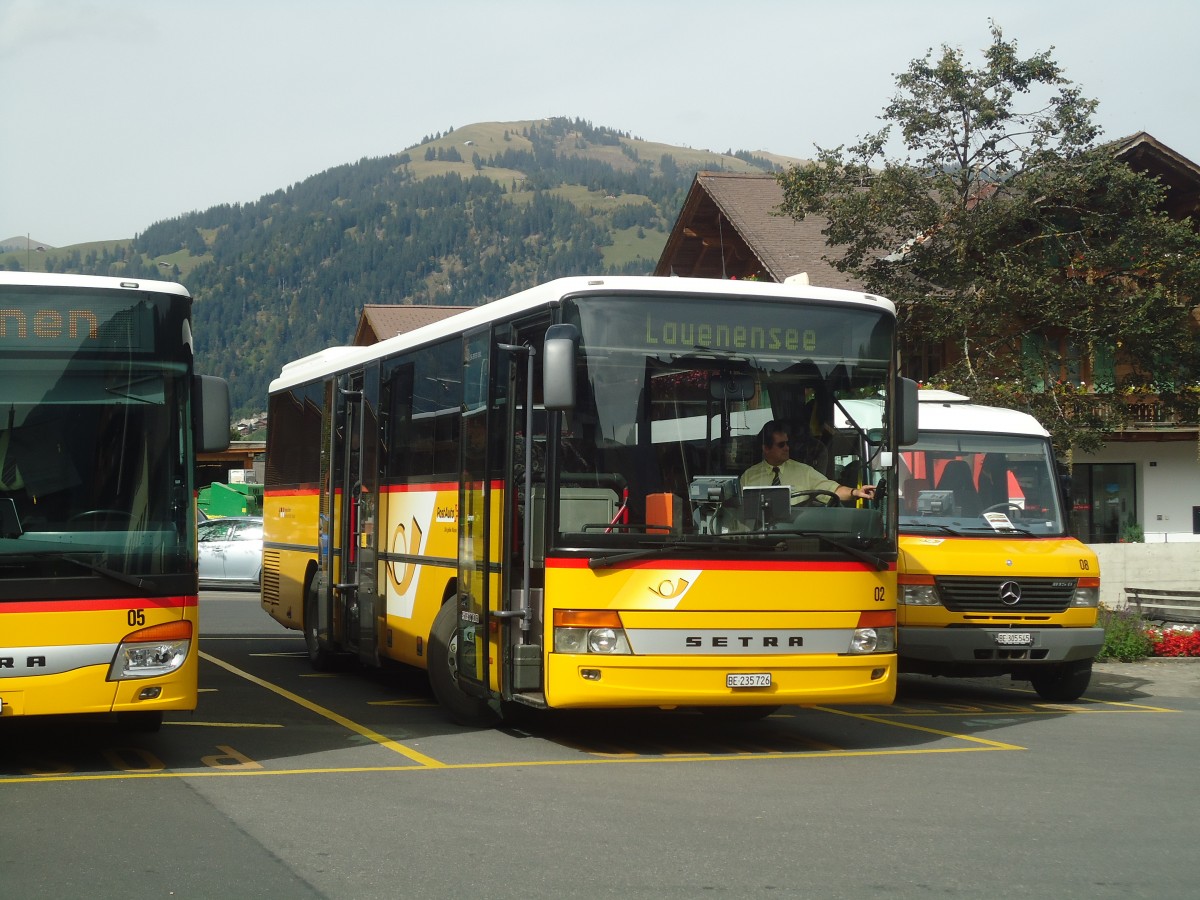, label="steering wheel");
[792,489,841,508]
[982,502,1023,518]
[70,509,135,529]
